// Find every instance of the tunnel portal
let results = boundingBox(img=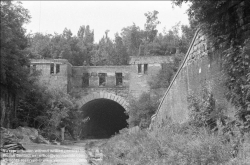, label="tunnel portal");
[80,98,128,139]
